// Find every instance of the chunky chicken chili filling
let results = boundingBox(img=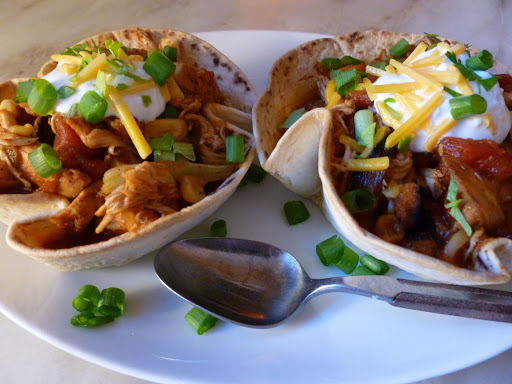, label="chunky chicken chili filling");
[285,34,512,269]
[0,40,251,248]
